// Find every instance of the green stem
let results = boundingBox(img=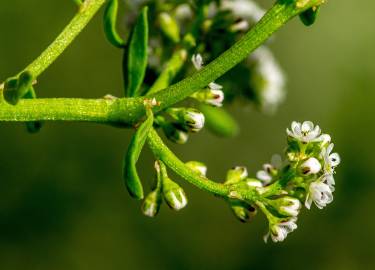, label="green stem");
[0,97,140,125]
[147,128,230,197]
